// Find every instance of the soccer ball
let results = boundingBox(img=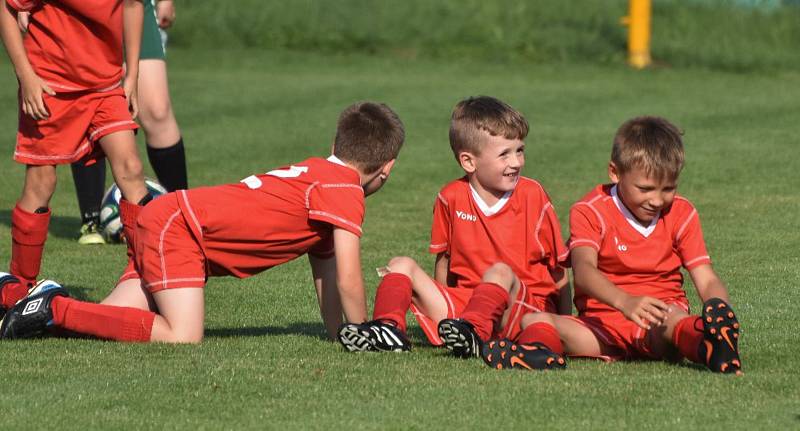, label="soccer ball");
[99,179,167,243]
